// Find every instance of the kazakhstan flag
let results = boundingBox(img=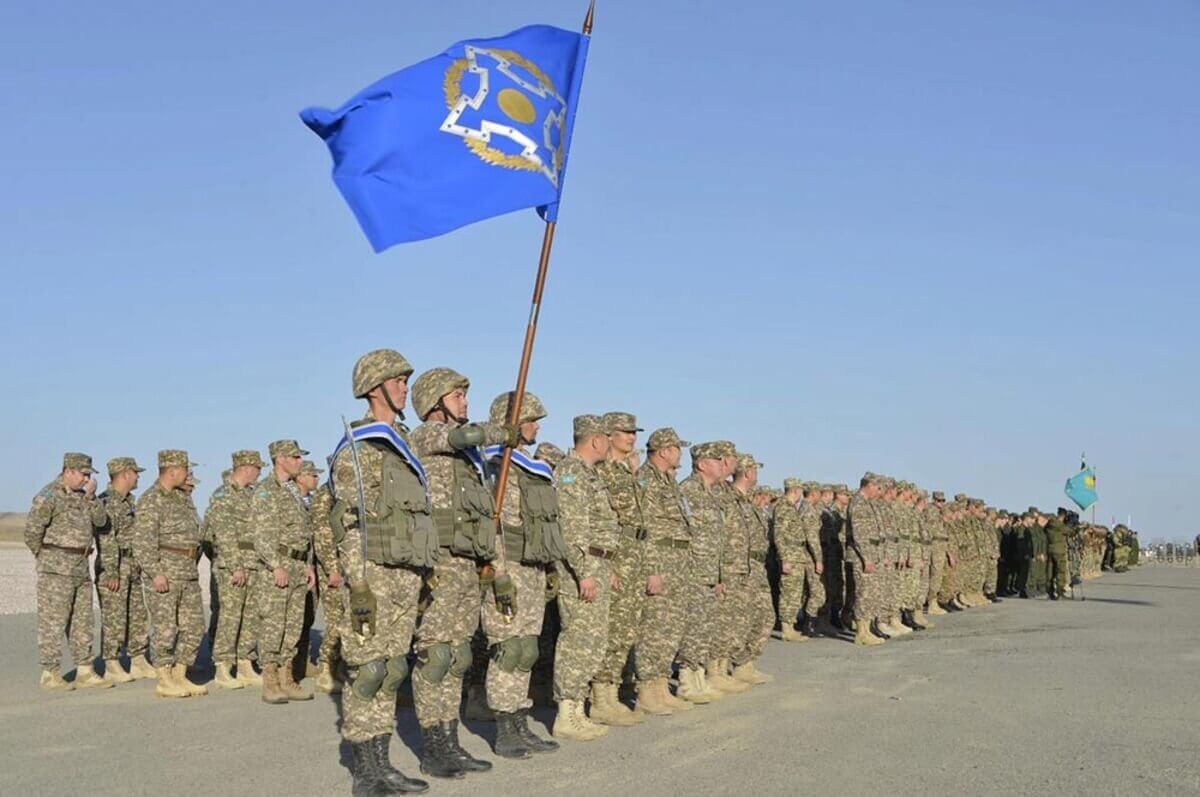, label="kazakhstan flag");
[300,25,589,251]
[1064,467,1098,511]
